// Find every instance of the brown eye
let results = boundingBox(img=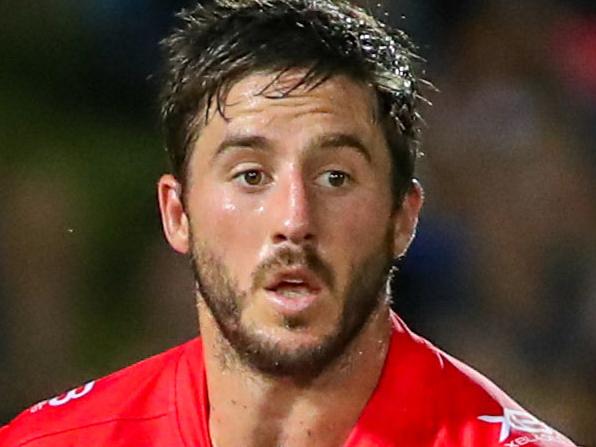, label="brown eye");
[234,169,269,187]
[328,171,346,187]
[243,170,263,185]
[318,170,350,188]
